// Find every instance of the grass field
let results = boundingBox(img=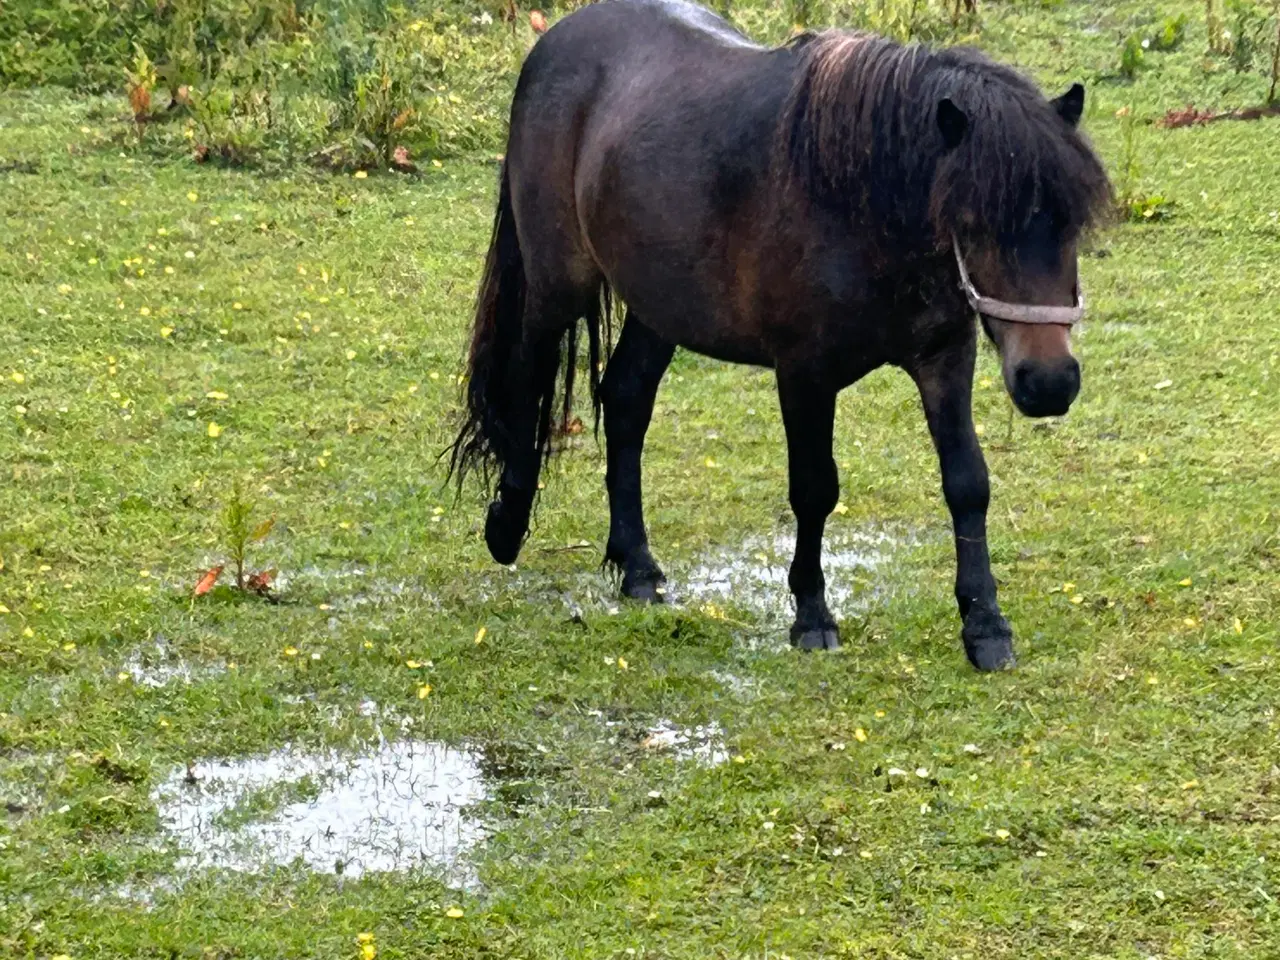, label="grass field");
[2,2,1279,958]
